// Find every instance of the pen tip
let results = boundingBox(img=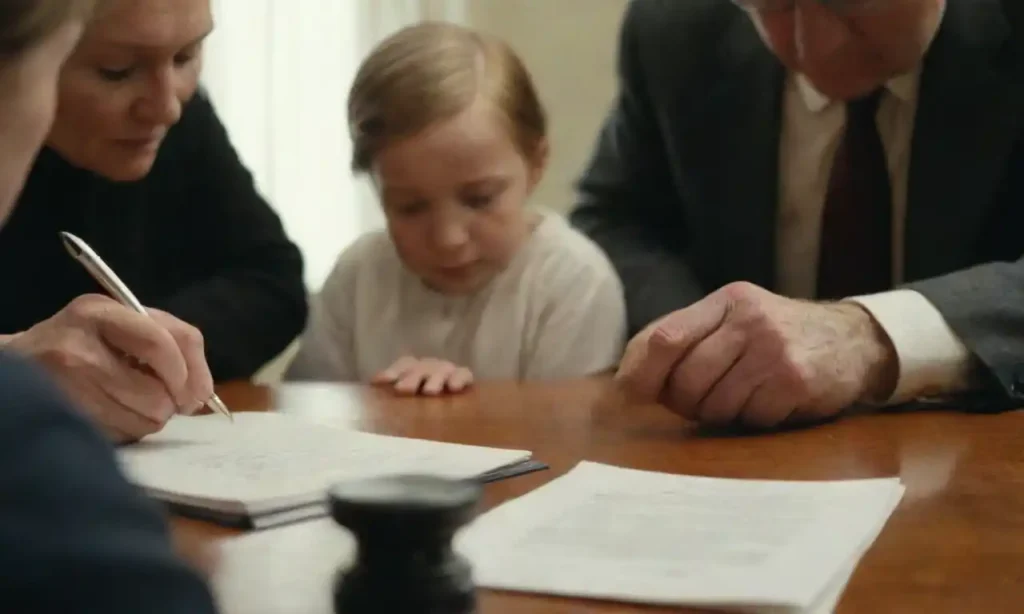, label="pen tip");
[59,231,83,257]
